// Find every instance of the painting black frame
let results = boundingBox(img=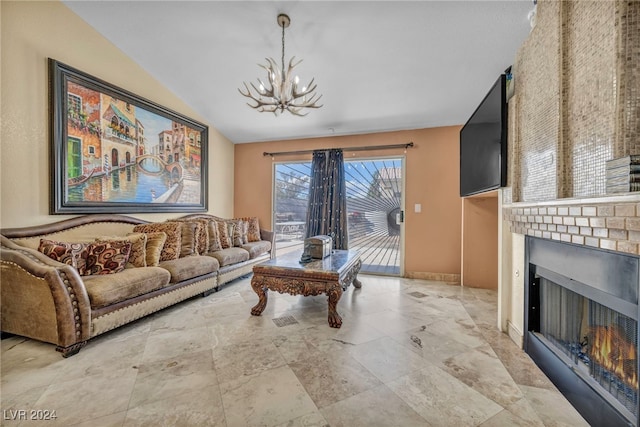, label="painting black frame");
[50,58,208,214]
